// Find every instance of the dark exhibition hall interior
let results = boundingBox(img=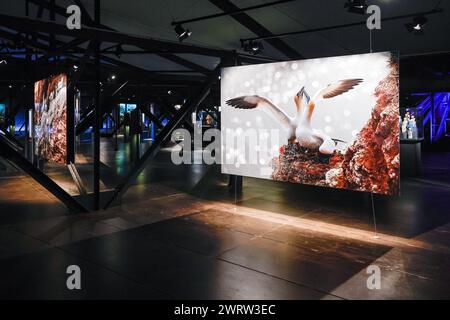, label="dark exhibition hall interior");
[0,0,450,303]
